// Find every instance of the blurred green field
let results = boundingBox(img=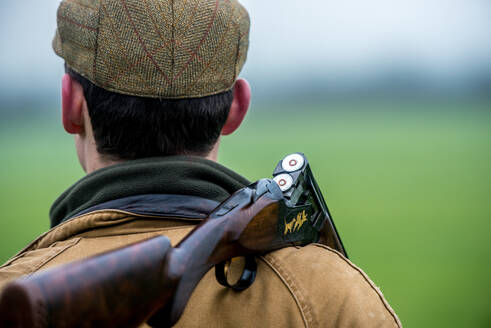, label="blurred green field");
[0,100,490,327]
